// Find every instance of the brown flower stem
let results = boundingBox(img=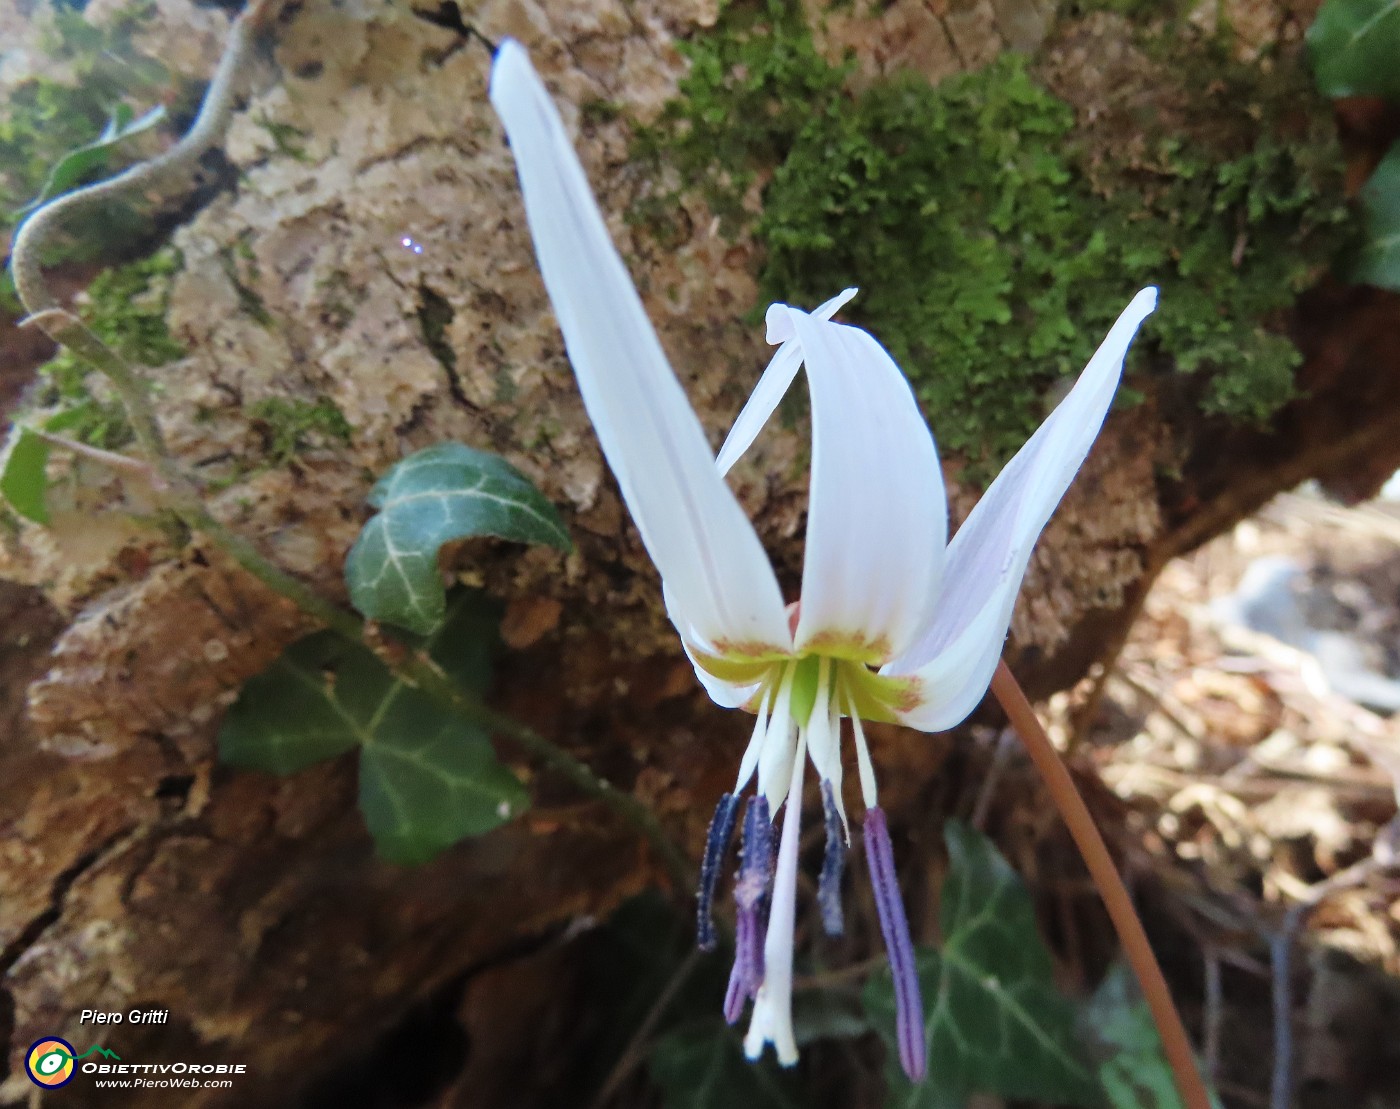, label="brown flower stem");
[990,660,1210,1109]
